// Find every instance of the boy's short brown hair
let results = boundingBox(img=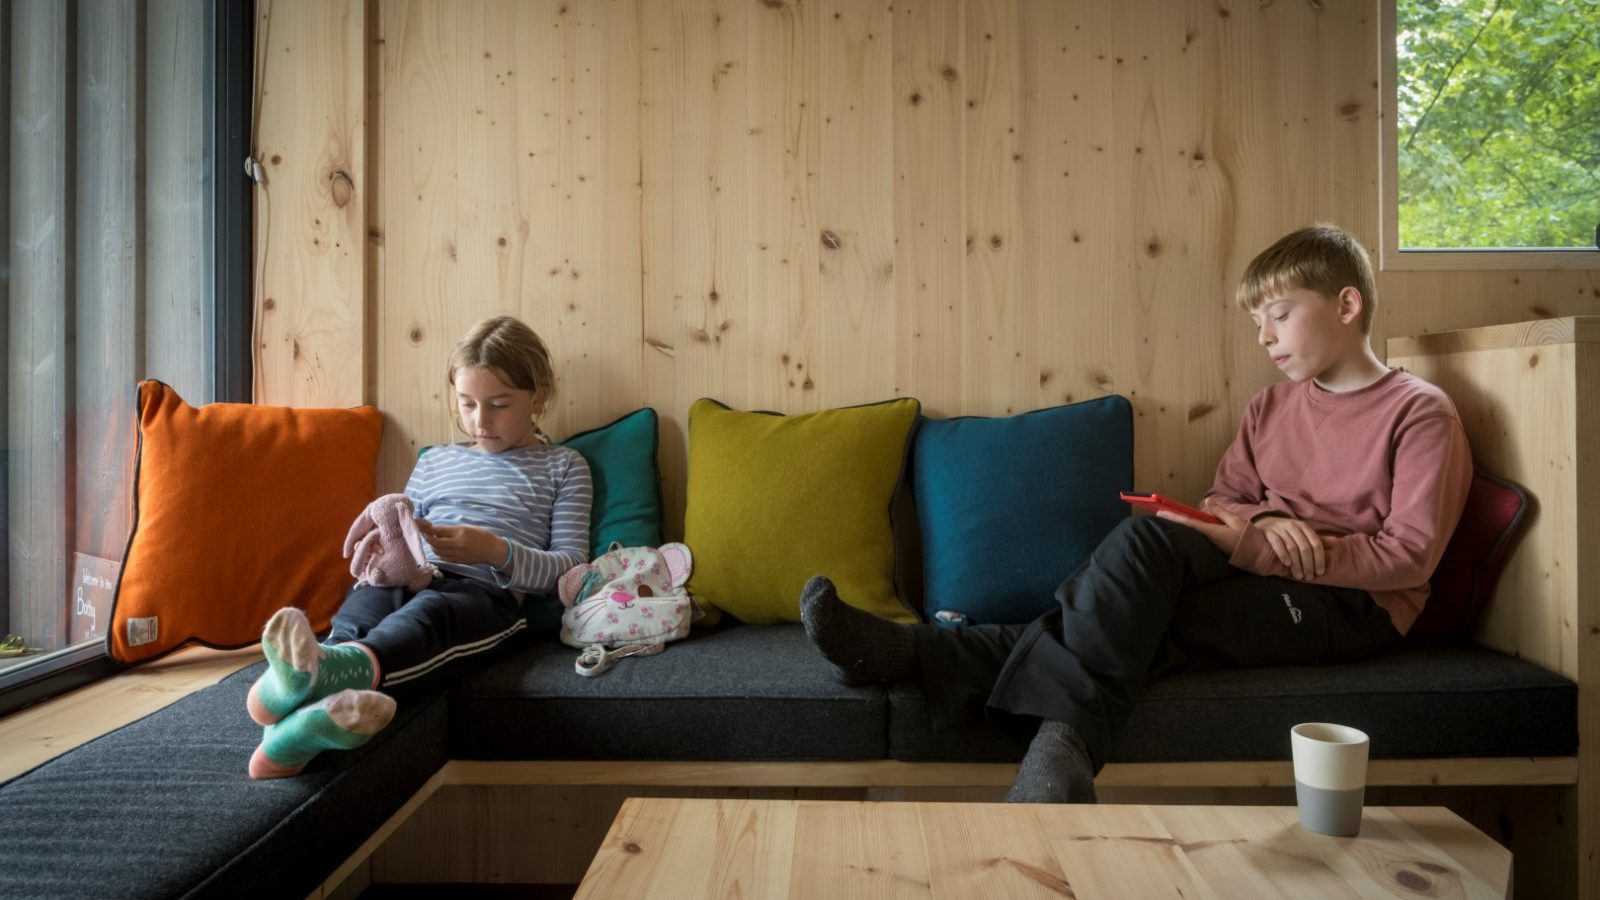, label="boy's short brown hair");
[1235,224,1378,333]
